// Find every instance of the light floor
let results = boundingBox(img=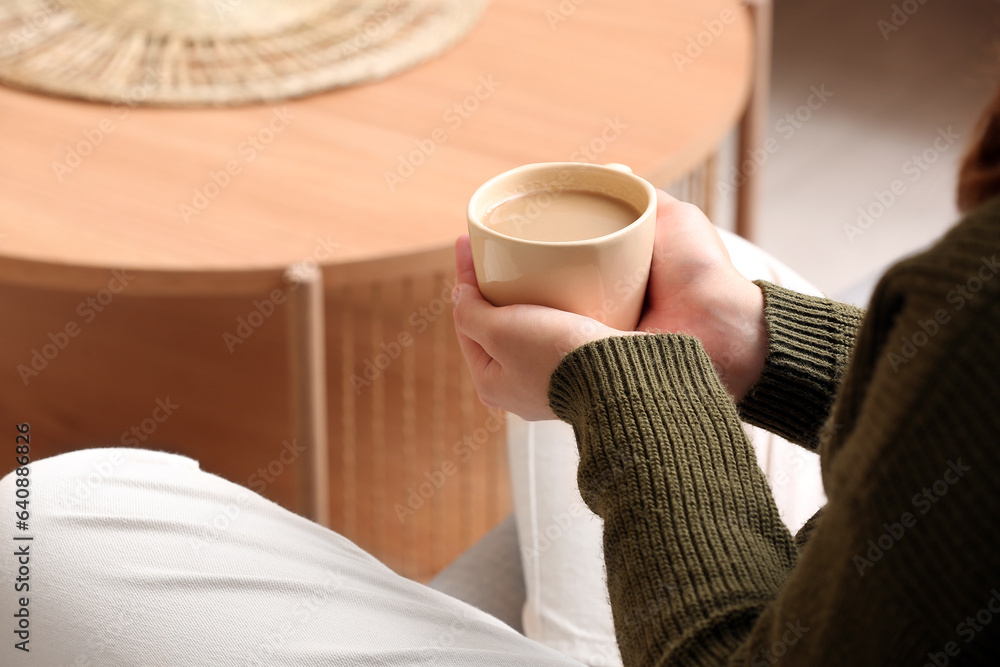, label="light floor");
[714,0,1000,304]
